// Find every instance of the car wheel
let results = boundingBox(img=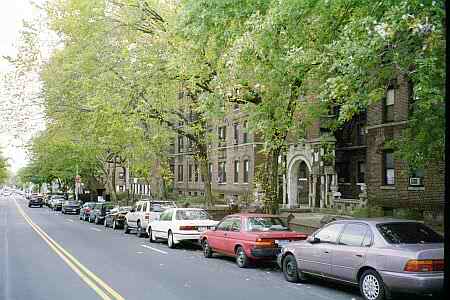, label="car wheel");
[283,254,302,282]
[202,239,213,258]
[28,204,31,208]
[235,246,249,268]
[124,222,130,234]
[360,269,386,300]
[112,220,116,230]
[79,215,82,220]
[137,221,144,238]
[167,231,175,248]
[148,227,156,243]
